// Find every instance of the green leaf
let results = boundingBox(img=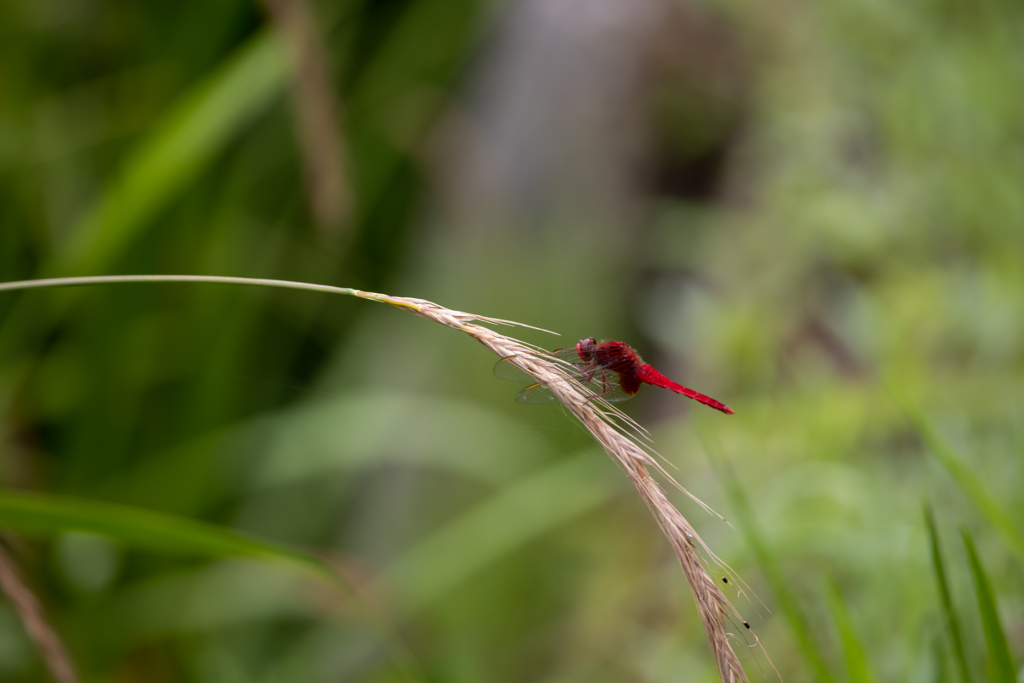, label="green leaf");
[824,577,877,683]
[0,488,427,680]
[0,488,326,580]
[961,530,1015,683]
[925,506,972,683]
[60,31,288,274]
